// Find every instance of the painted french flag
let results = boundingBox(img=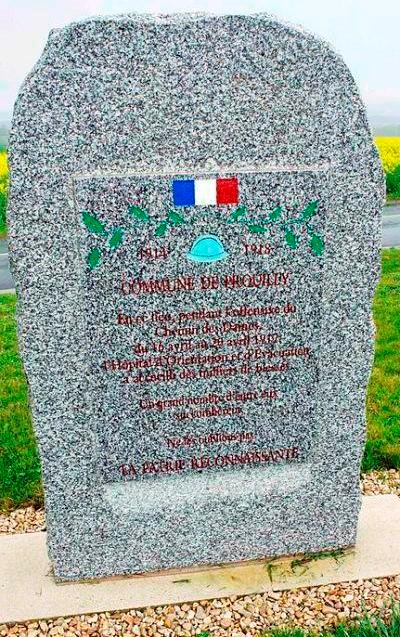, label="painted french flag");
[173,177,239,207]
